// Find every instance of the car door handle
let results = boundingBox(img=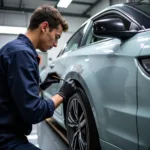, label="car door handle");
[50,63,55,69]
